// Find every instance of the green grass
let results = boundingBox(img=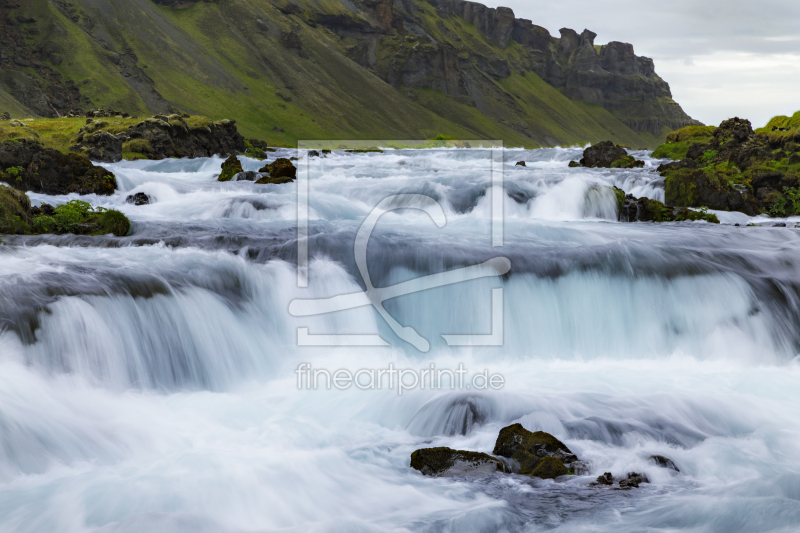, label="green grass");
[652,125,717,159]
[0,0,687,149]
